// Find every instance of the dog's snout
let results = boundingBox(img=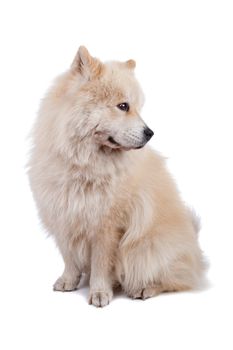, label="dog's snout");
[143,127,154,141]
